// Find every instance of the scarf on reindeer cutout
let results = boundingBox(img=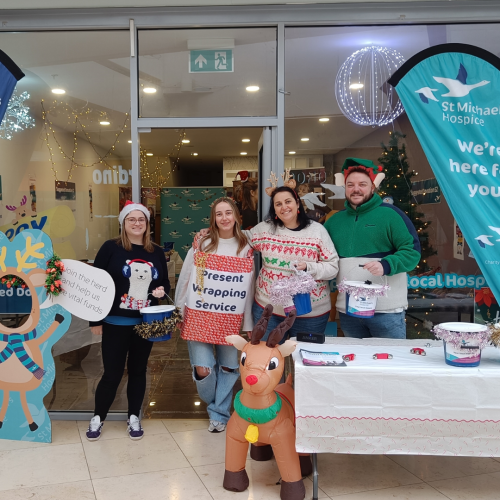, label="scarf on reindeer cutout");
[0,329,45,379]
